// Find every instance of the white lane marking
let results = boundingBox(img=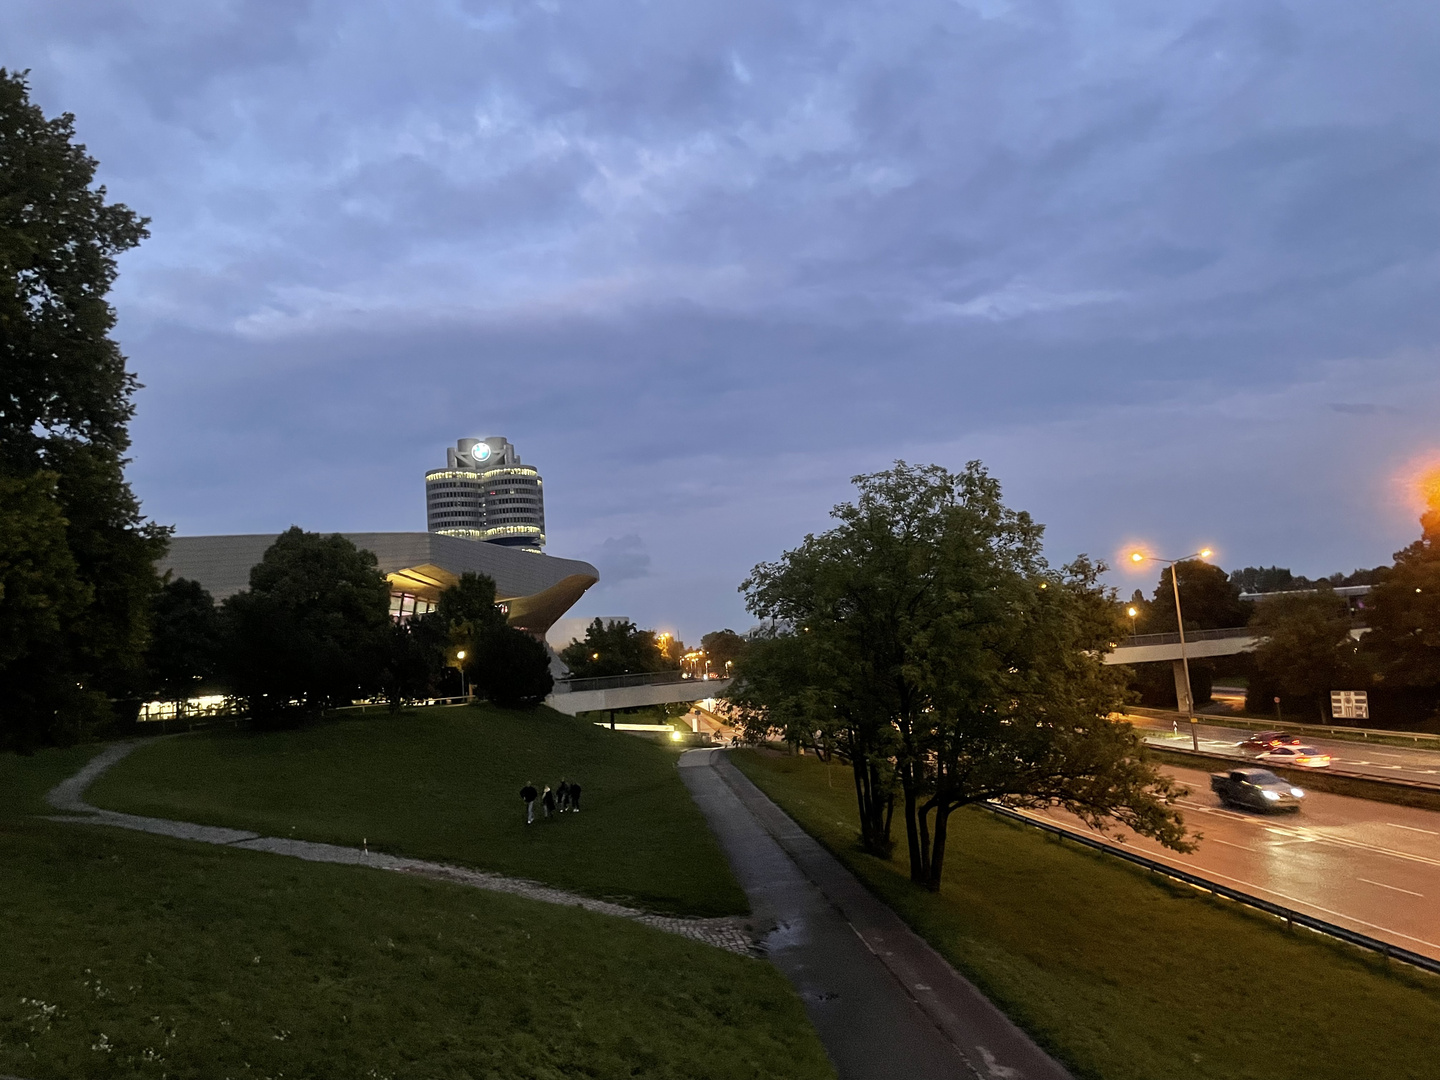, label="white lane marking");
[1207,838,1256,852]
[1358,878,1424,898]
[1386,822,1440,836]
[977,1047,1020,1079]
[1011,809,1440,954]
